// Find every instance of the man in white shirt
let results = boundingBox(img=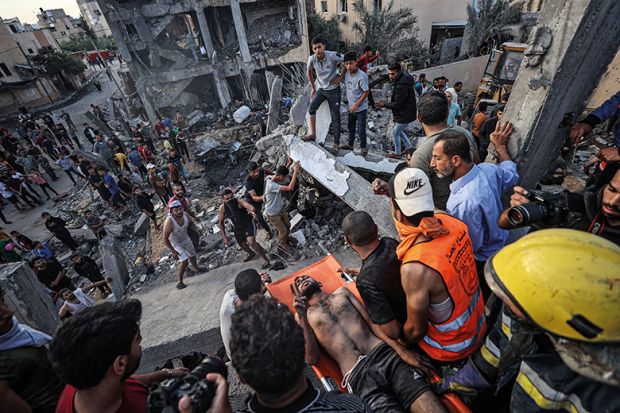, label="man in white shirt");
[262,162,300,254]
[219,269,271,359]
[445,81,462,105]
